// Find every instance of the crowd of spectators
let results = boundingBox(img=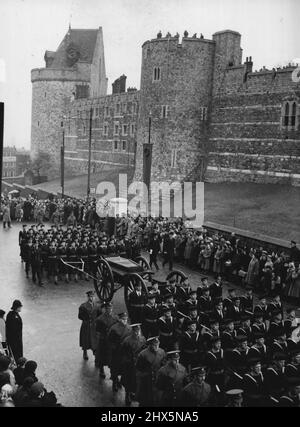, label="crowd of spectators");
[0,303,60,407]
[1,193,299,300]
